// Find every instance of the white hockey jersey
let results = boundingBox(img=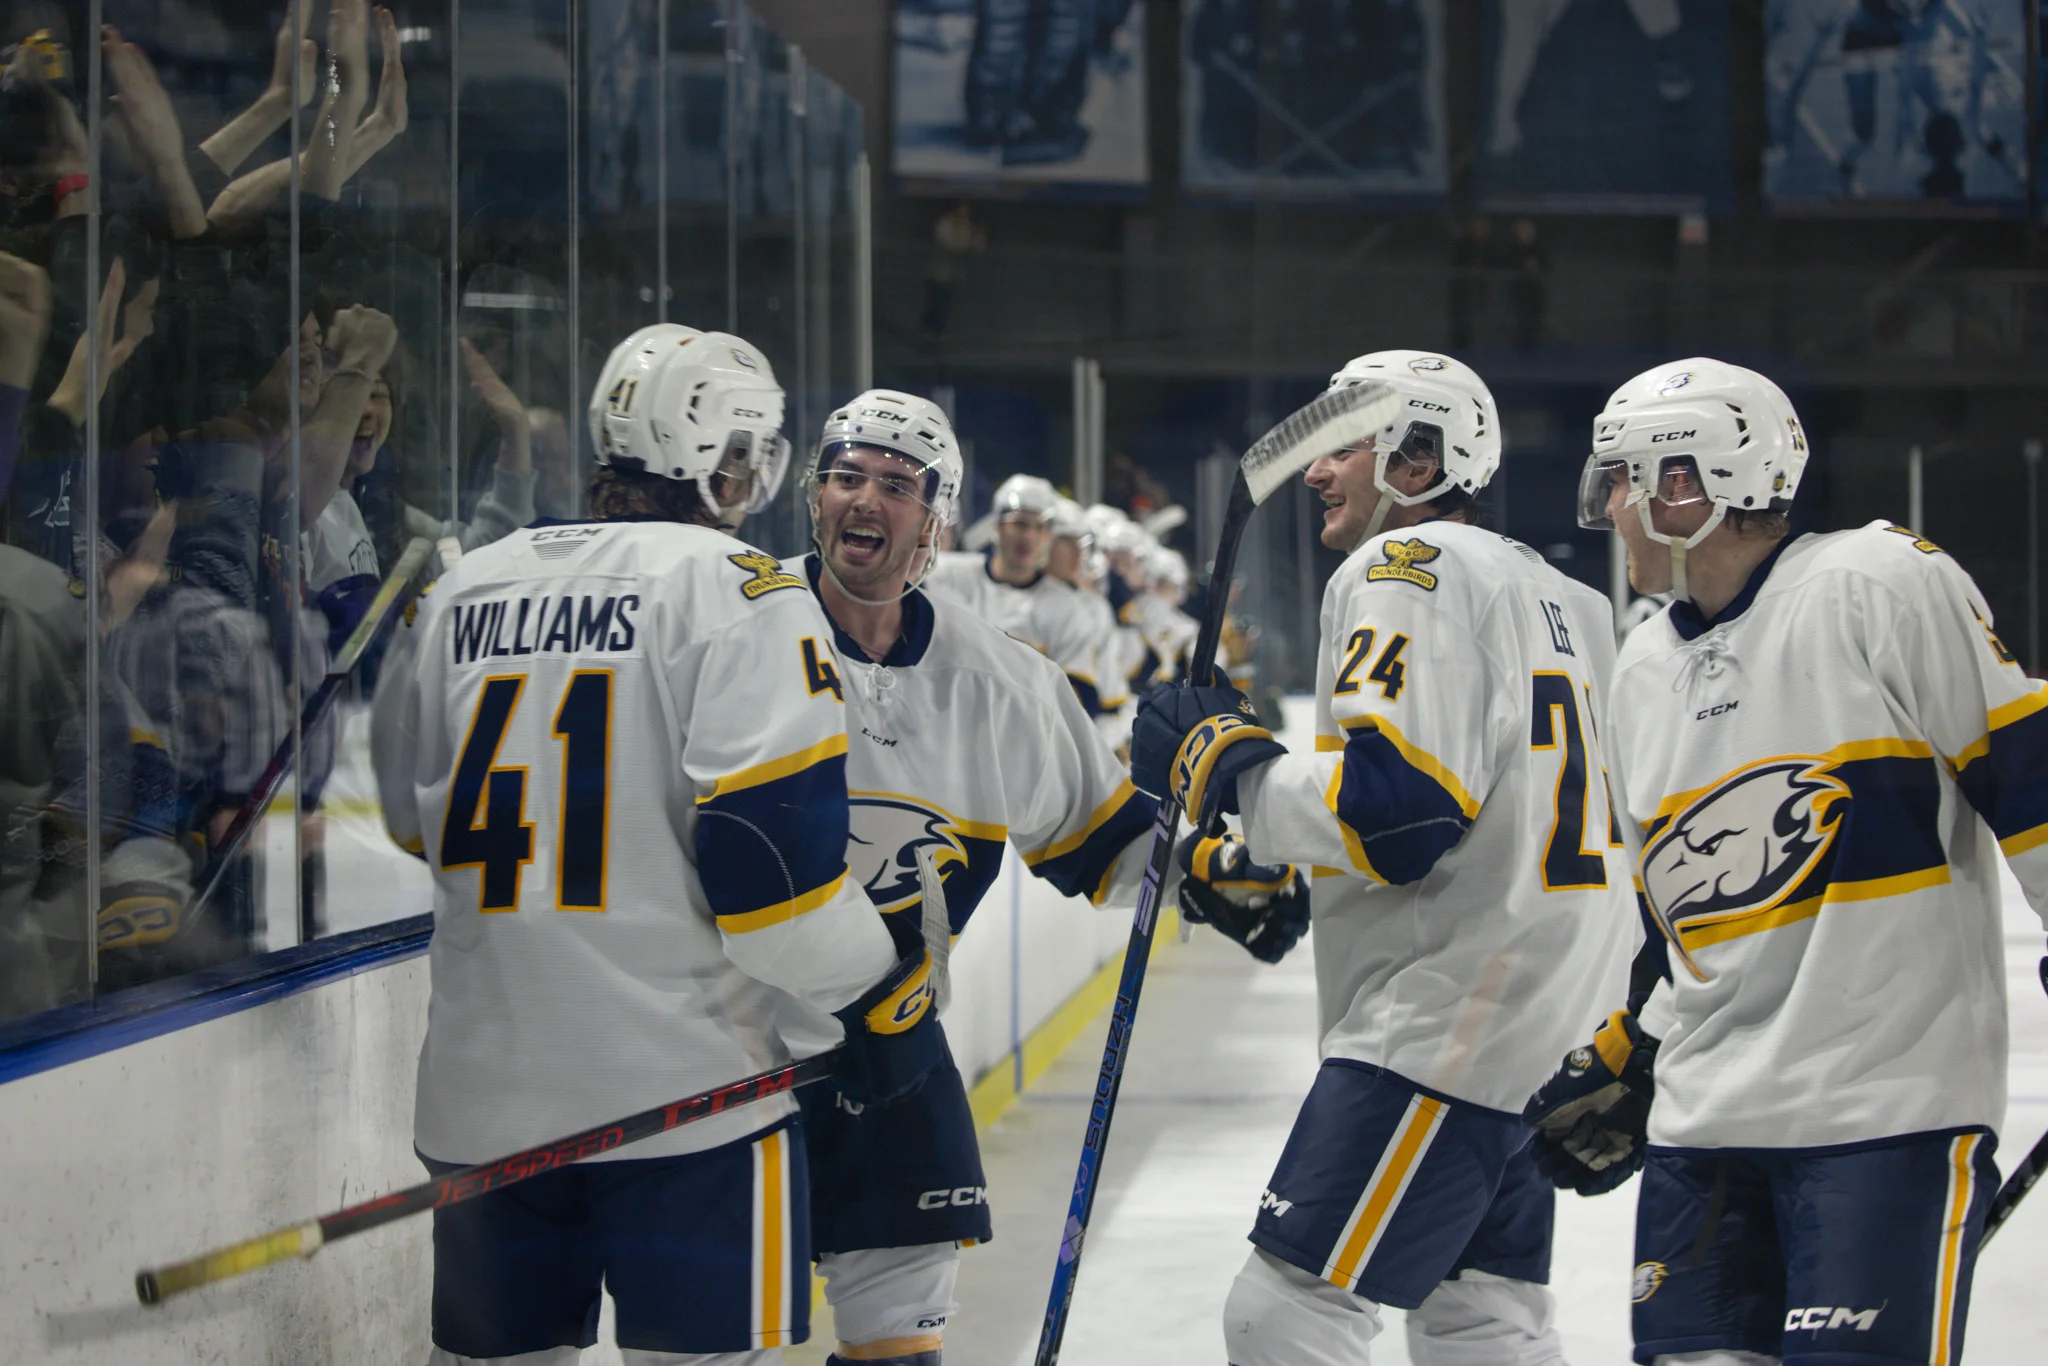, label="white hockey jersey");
[927,550,1106,714]
[1614,522,2048,1150]
[775,555,1159,1054]
[1238,522,1637,1114]
[371,520,897,1164]
[789,555,1156,928]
